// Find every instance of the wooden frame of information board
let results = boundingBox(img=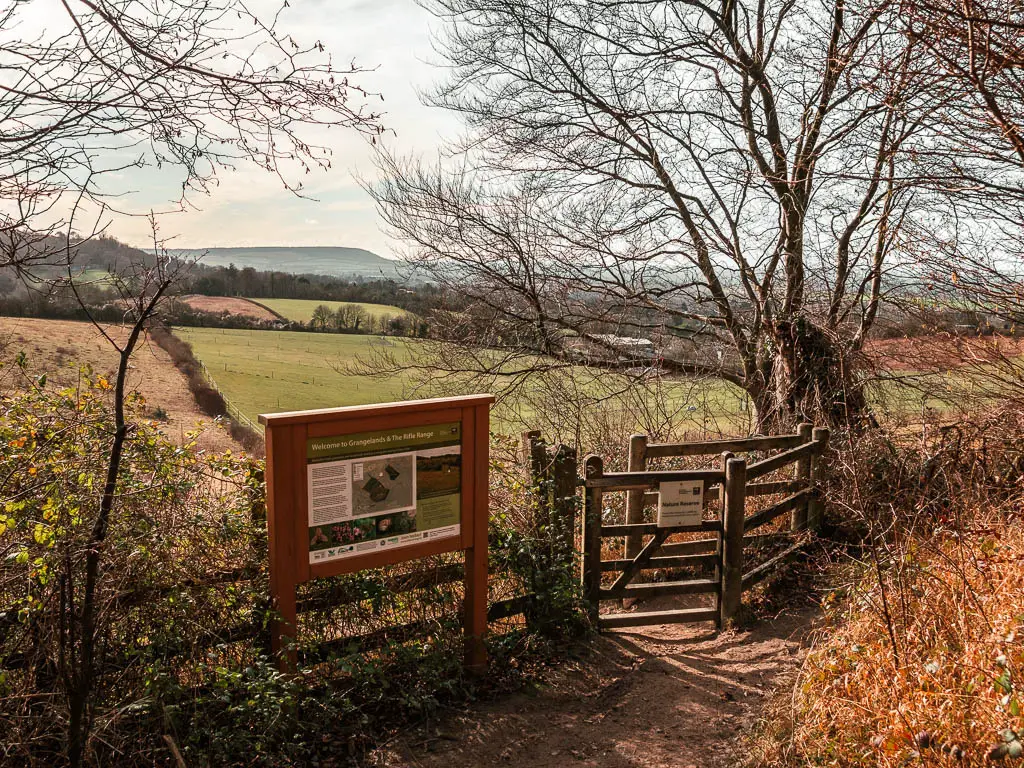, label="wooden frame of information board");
[259,394,494,672]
